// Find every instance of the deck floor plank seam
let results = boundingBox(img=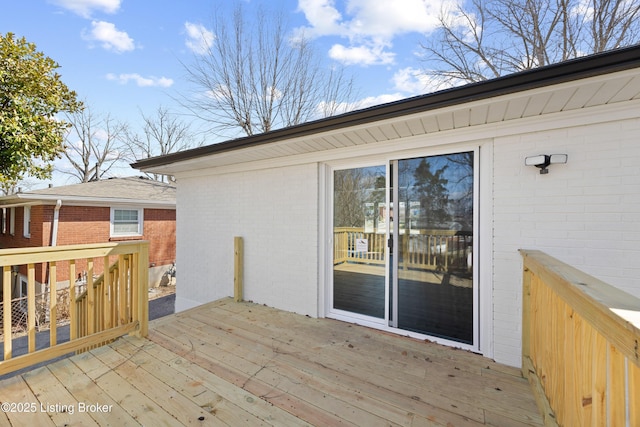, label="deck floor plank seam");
[117,336,313,427]
[0,374,57,426]
[23,364,99,426]
[70,347,197,426]
[175,308,486,424]
[0,298,543,427]
[47,358,141,426]
[148,327,354,427]
[158,308,484,422]
[150,317,371,426]
[180,301,539,425]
